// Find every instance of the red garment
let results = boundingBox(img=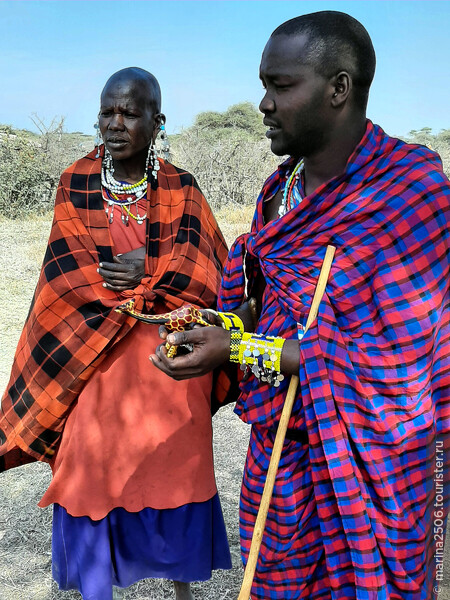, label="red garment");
[39,199,216,518]
[0,149,228,469]
[39,323,215,518]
